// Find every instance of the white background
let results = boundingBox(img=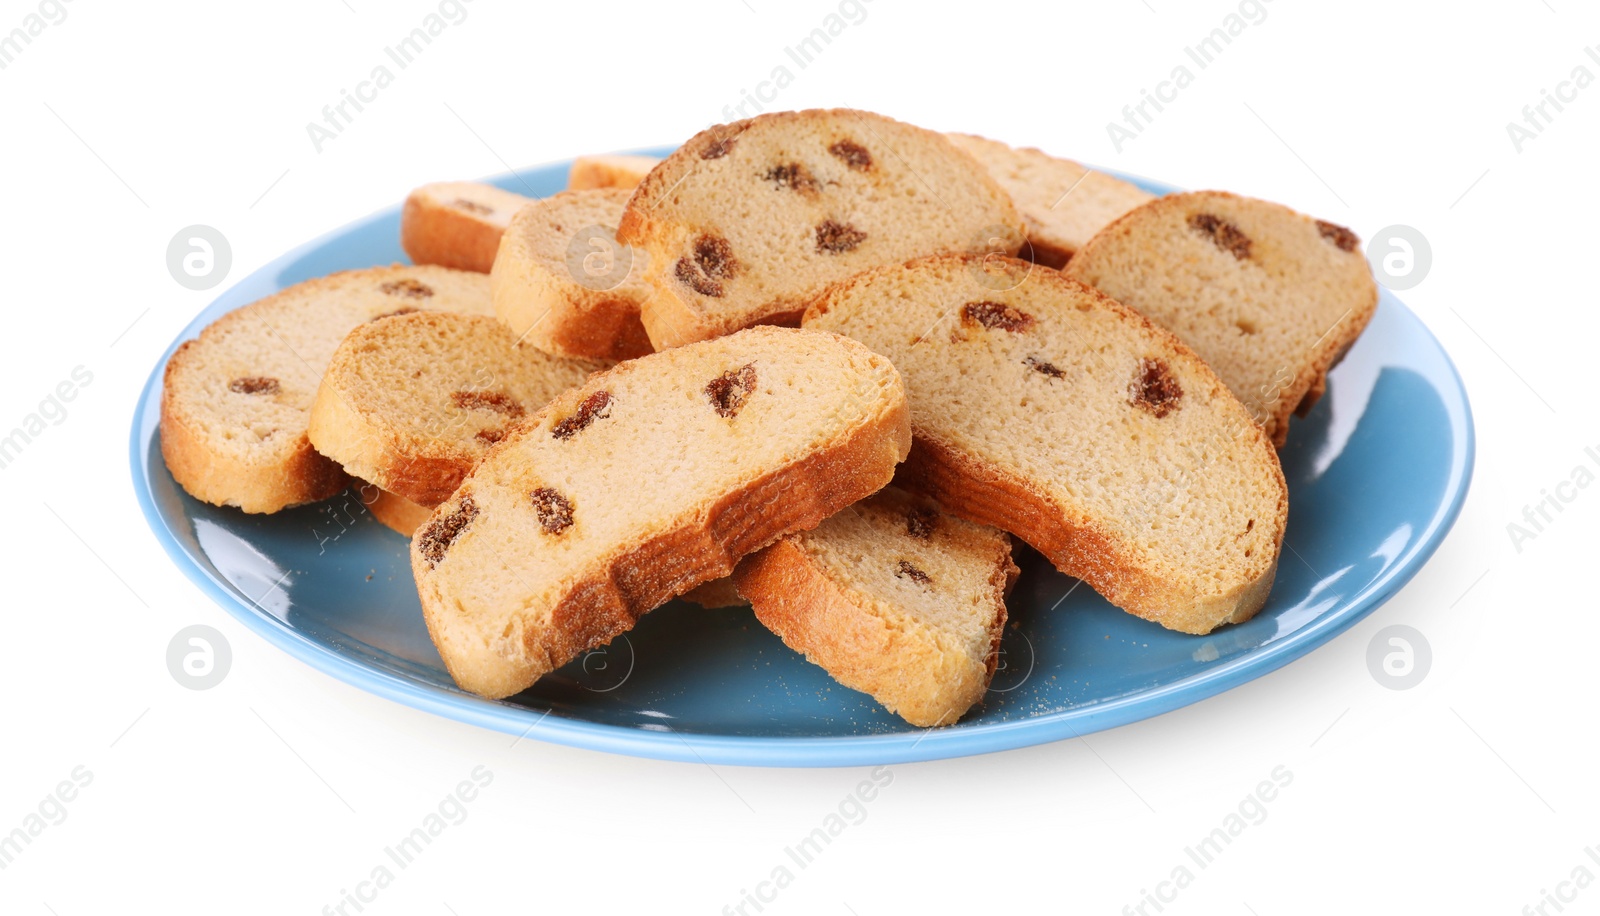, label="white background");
[2,1,1596,913]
